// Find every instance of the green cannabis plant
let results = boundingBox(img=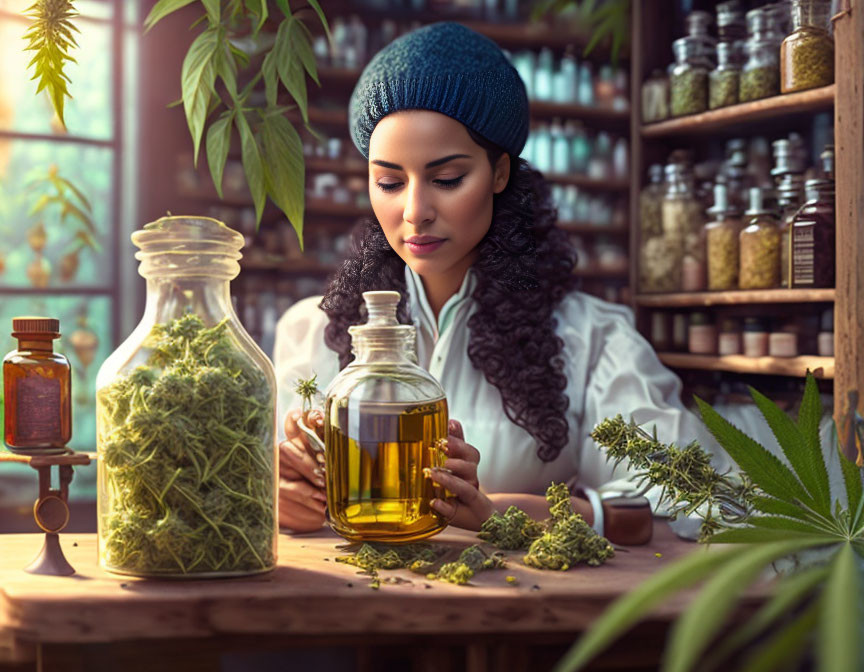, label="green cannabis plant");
[23,0,79,129]
[532,0,630,63]
[99,313,275,576]
[145,0,331,247]
[556,373,864,672]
